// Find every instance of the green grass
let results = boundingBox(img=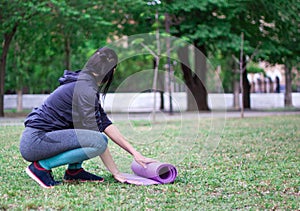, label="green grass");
[0,115,299,210]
